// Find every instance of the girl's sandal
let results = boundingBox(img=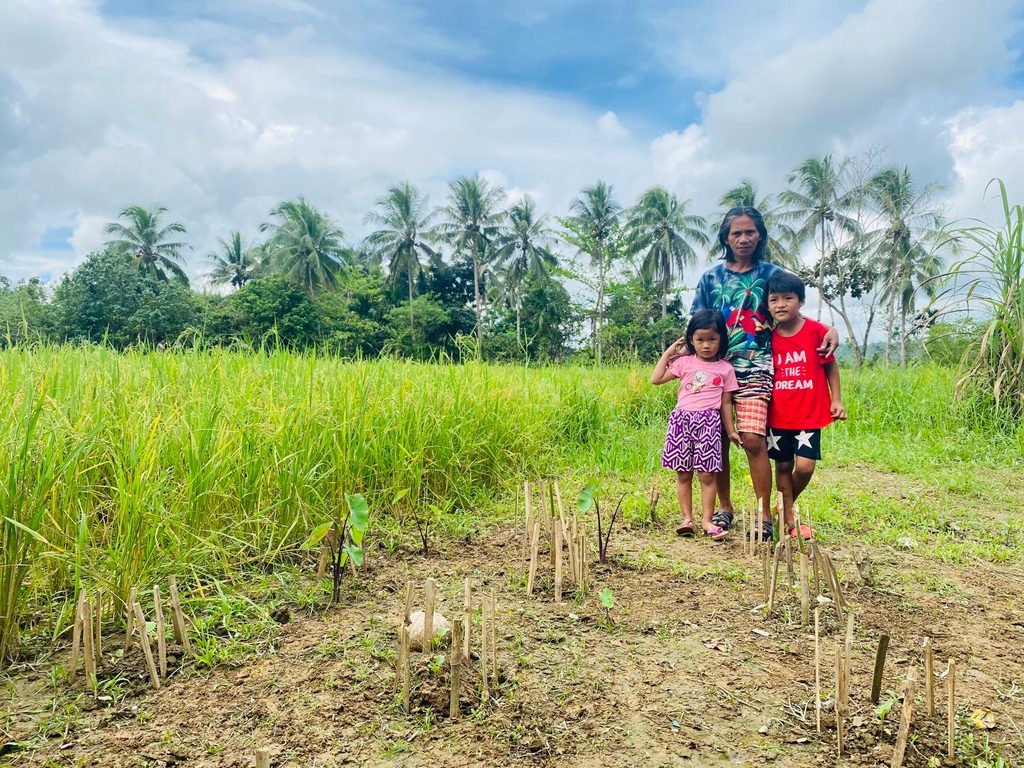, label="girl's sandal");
[704,524,728,541]
[710,509,734,532]
[675,518,696,537]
